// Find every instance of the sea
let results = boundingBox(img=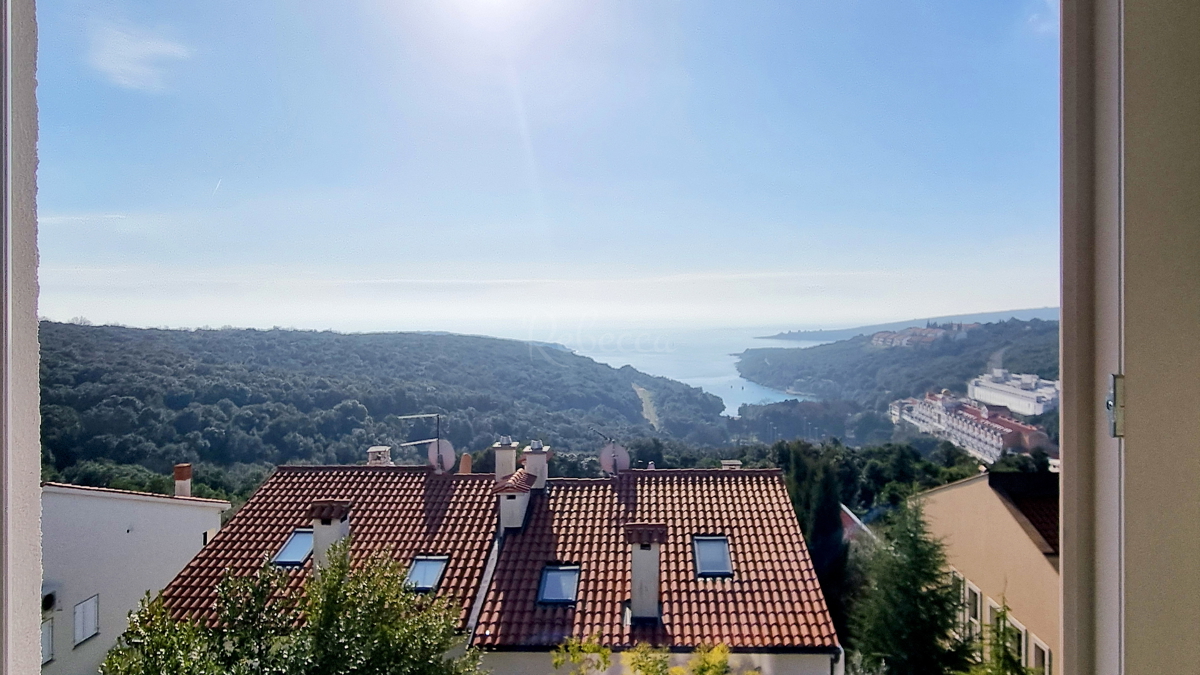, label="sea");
[549,326,822,416]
